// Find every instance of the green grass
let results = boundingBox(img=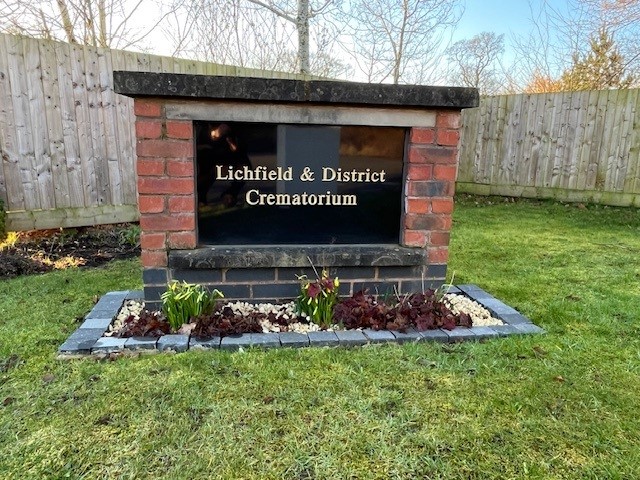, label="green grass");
[1,197,639,479]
